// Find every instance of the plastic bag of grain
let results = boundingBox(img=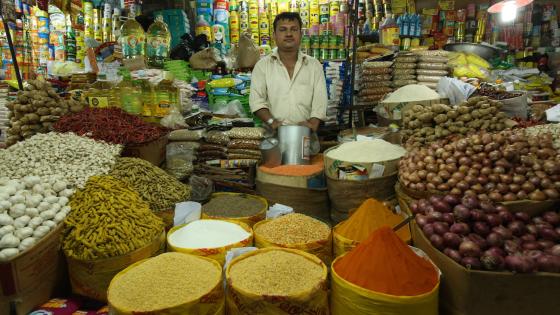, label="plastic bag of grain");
[201,192,267,227]
[108,252,224,314]
[167,219,254,265]
[253,213,332,265]
[226,248,328,315]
